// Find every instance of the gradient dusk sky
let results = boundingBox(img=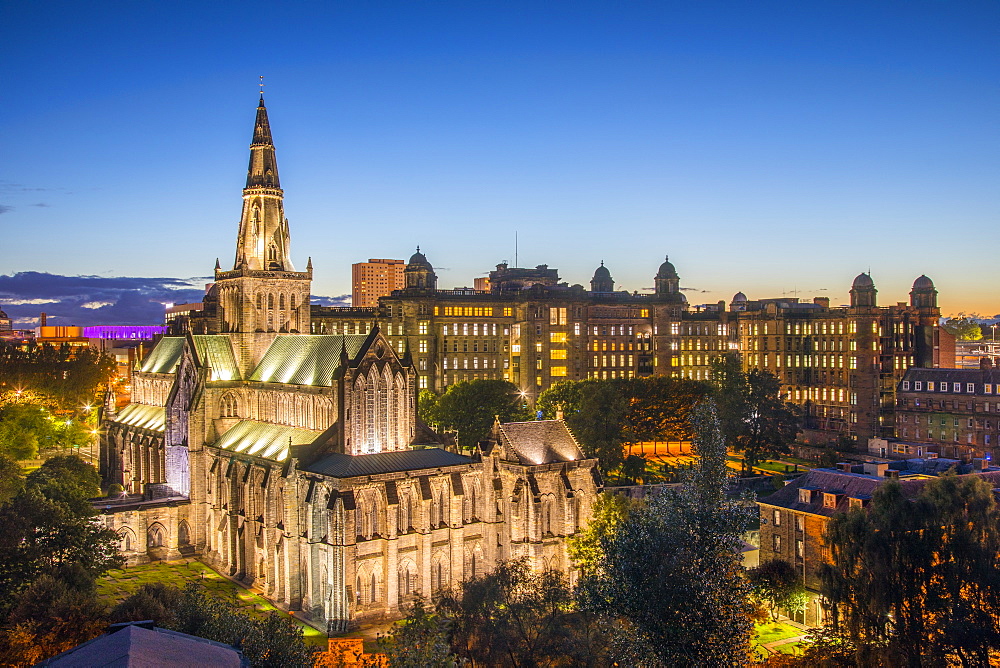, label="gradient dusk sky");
[1,1,998,323]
